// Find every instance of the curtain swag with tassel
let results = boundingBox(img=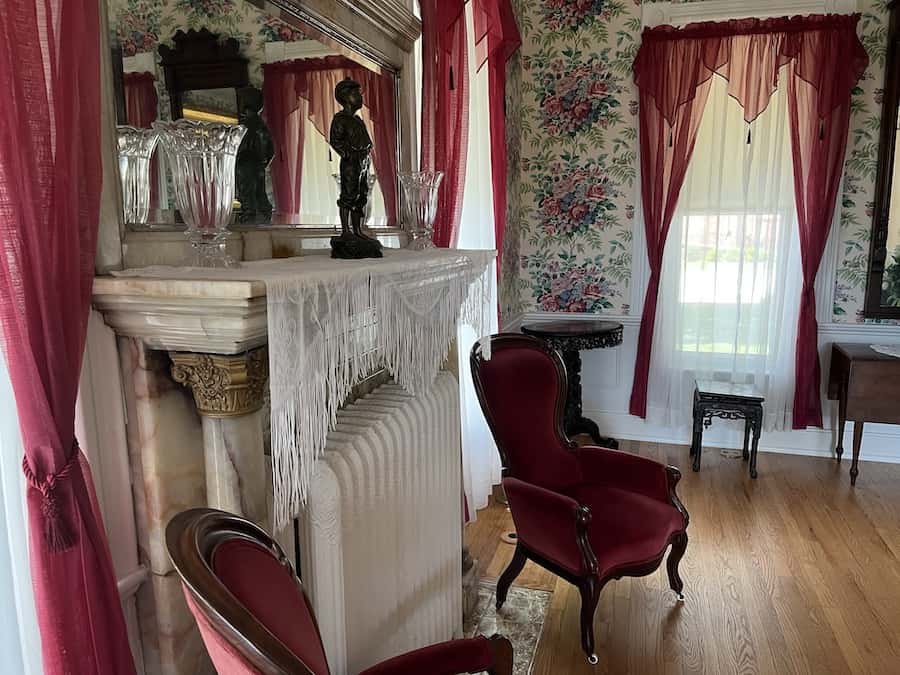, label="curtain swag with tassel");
[0,0,137,672]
